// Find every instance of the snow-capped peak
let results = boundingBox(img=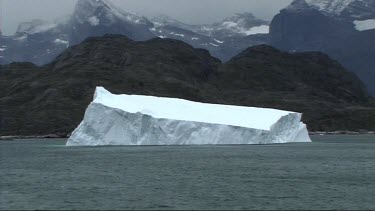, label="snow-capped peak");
[73,0,151,26]
[287,0,371,16]
[286,0,314,11]
[74,0,113,24]
[286,0,375,21]
[305,0,355,15]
